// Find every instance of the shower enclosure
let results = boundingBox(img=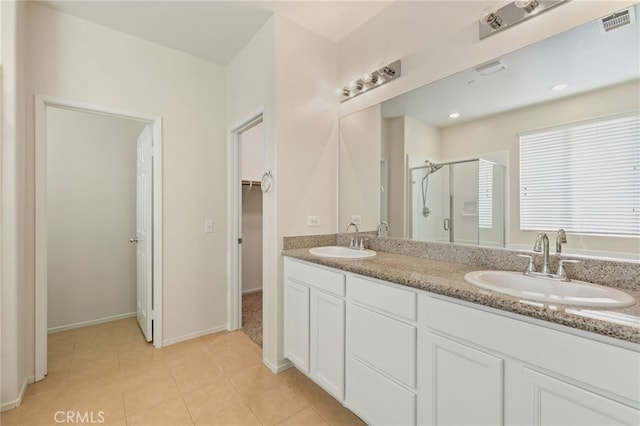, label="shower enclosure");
[409,158,506,247]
